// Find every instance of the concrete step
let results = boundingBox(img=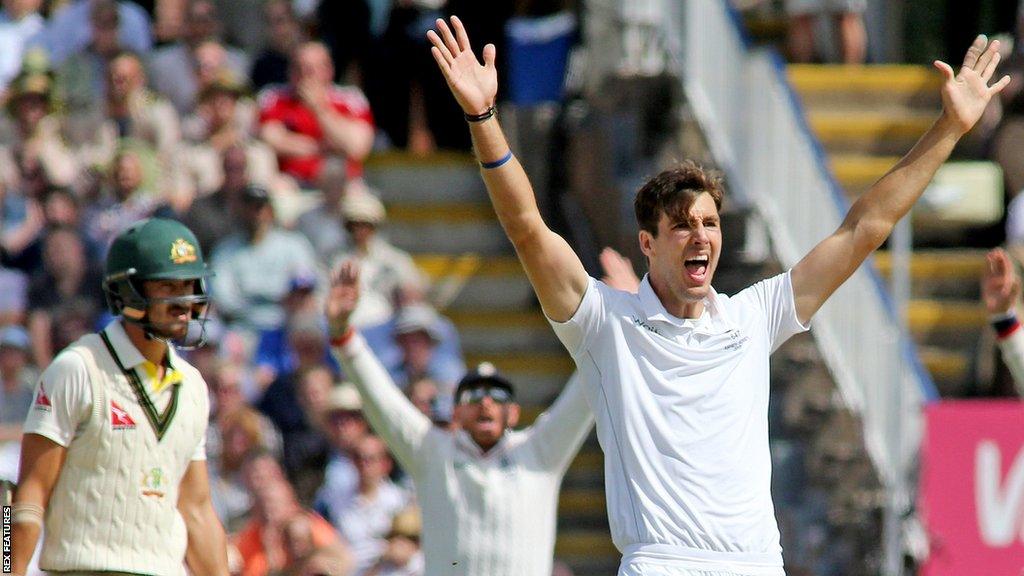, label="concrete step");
[808,111,934,156]
[873,249,985,300]
[555,530,619,562]
[388,218,511,255]
[448,308,562,351]
[789,64,942,111]
[414,254,532,311]
[364,151,486,203]
[831,153,899,193]
[918,346,971,391]
[907,299,986,333]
